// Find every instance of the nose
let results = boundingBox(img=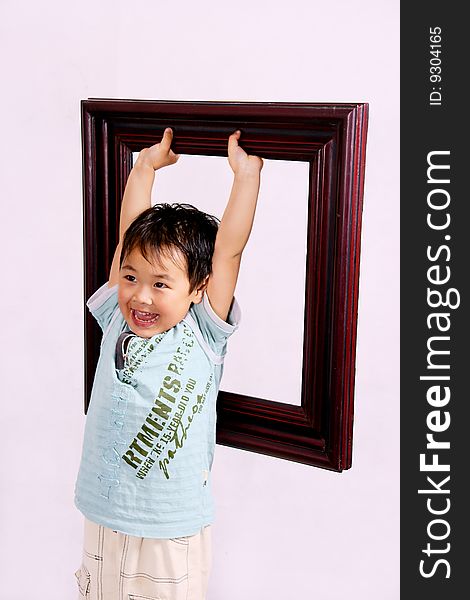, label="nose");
[132,286,153,306]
